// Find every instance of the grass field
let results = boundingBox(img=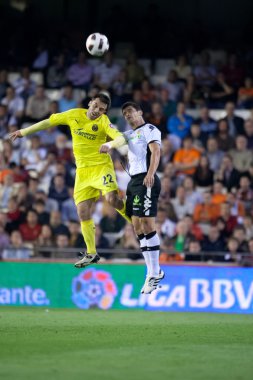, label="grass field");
[0,308,252,380]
